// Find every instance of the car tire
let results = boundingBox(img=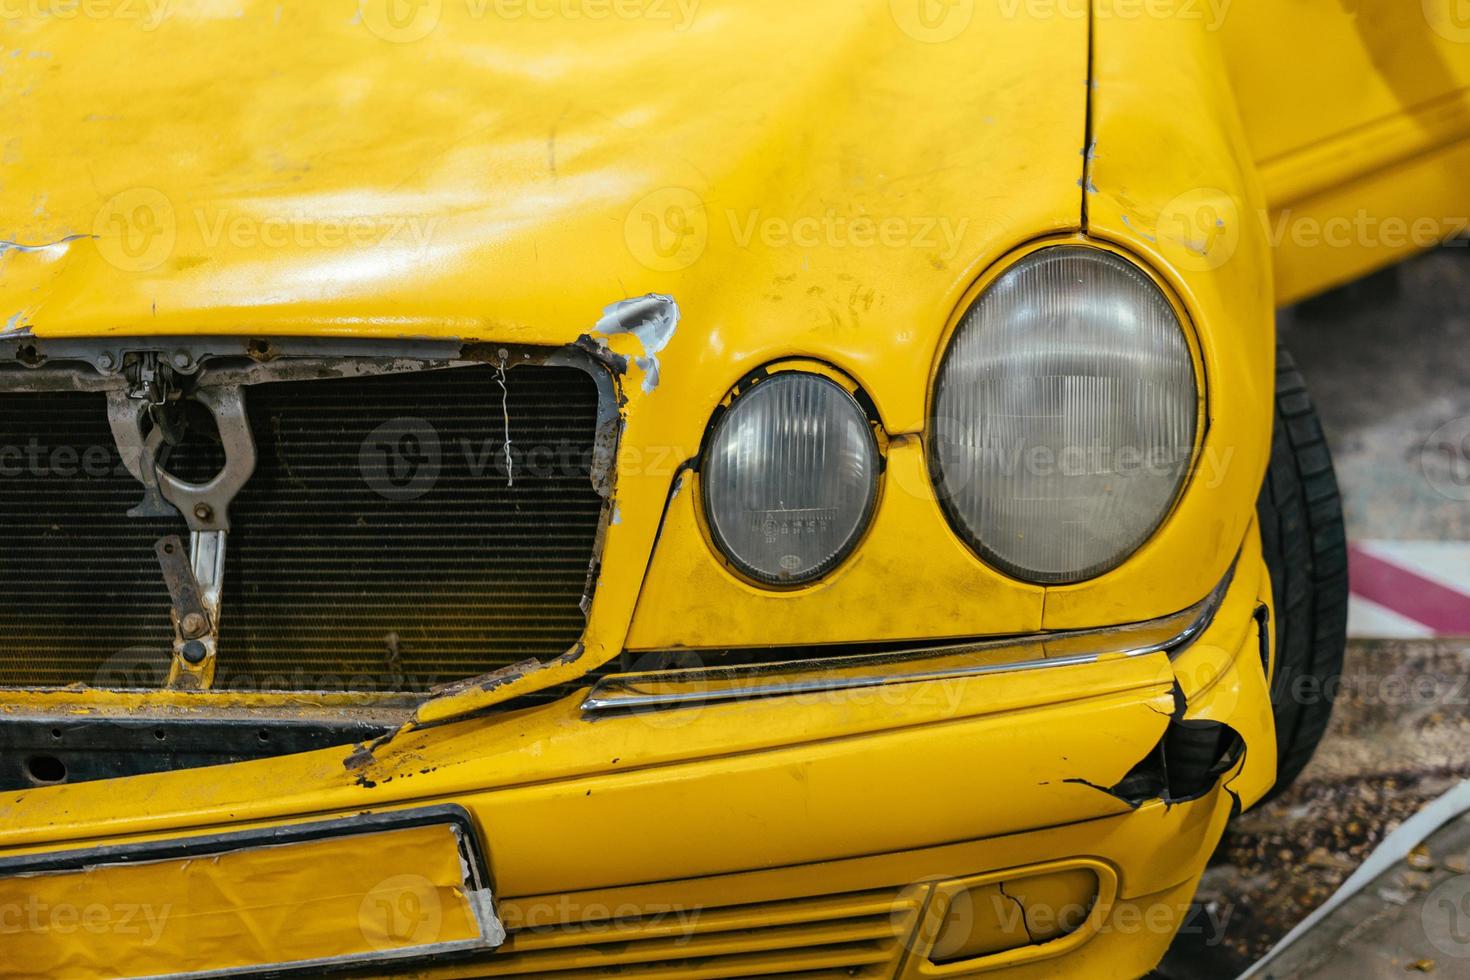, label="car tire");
[1255,344,1350,802]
